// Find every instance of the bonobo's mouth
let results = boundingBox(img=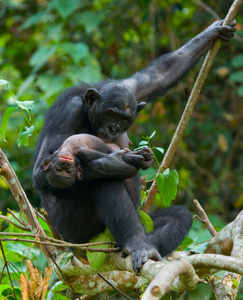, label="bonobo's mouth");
[59,153,74,162]
[59,156,73,162]
[98,125,121,143]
